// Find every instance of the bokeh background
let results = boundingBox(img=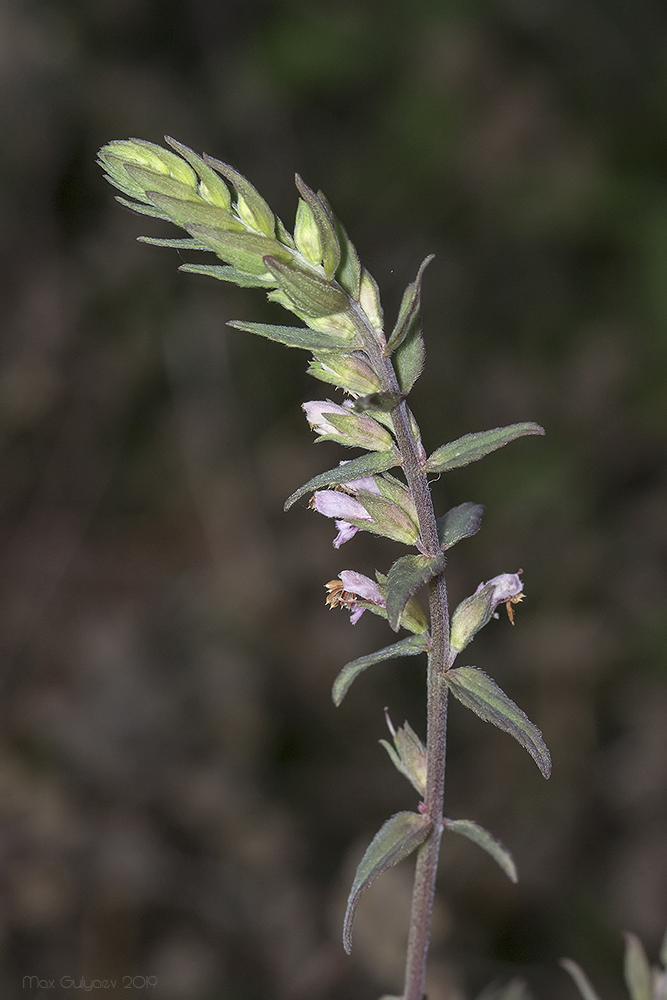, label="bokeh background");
[1,0,667,997]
